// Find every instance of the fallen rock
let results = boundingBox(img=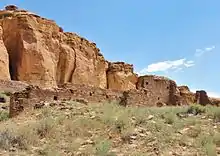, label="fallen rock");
[147,115,154,120]
[75,98,88,105]
[81,139,95,145]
